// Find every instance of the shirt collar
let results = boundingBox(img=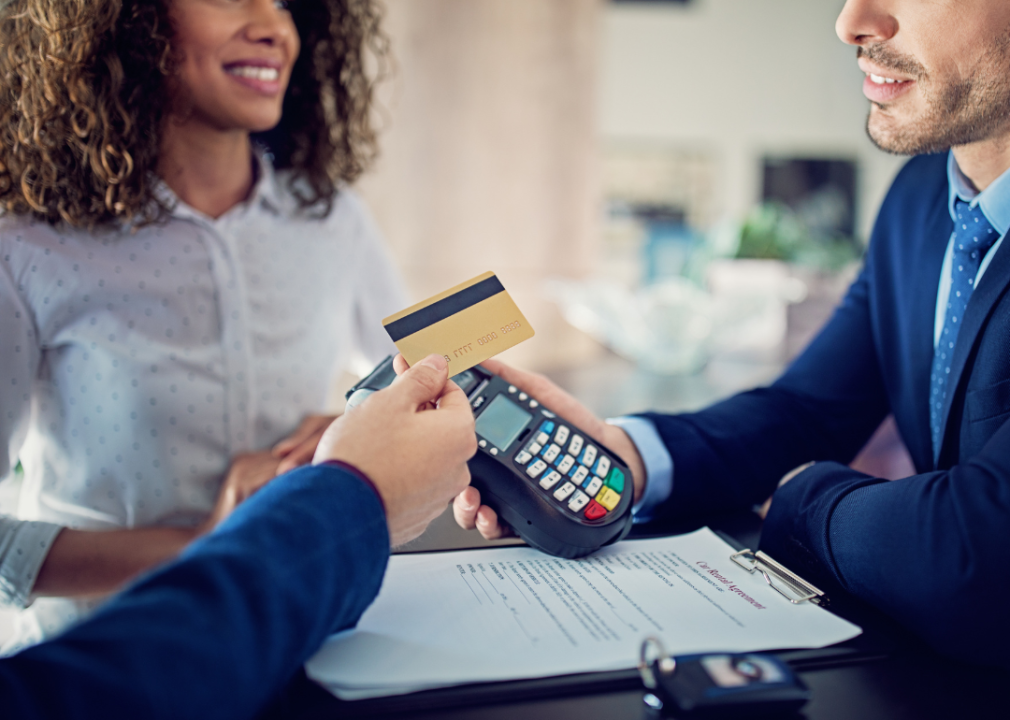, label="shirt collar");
[154,147,284,226]
[946,150,1010,236]
[250,149,285,215]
